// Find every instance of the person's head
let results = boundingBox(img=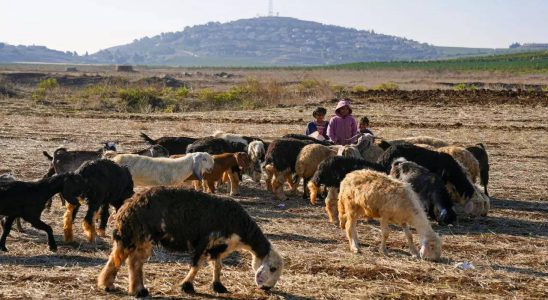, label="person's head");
[312,107,327,122]
[335,99,352,117]
[359,116,370,131]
